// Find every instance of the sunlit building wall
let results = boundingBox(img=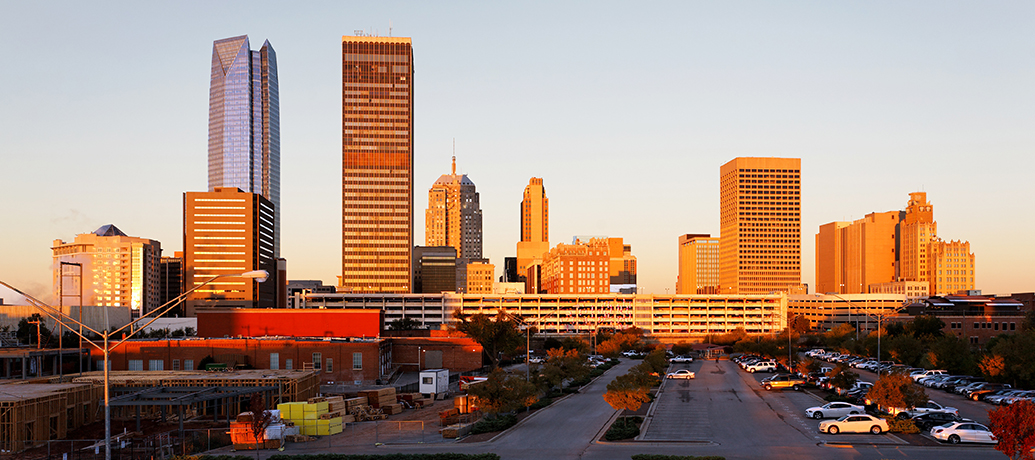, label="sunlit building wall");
[719,157,802,295]
[930,240,976,295]
[540,238,610,294]
[788,293,907,333]
[899,192,936,286]
[426,157,482,259]
[52,225,161,318]
[606,237,637,293]
[676,234,719,295]
[208,35,280,258]
[815,211,899,294]
[516,177,550,276]
[341,35,414,293]
[465,262,495,294]
[183,187,276,315]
